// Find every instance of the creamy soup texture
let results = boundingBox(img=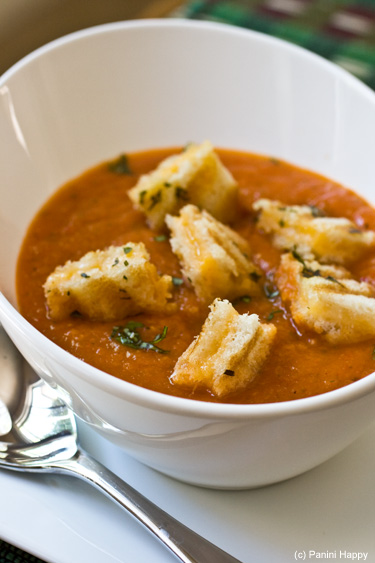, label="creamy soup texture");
[16,148,375,404]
